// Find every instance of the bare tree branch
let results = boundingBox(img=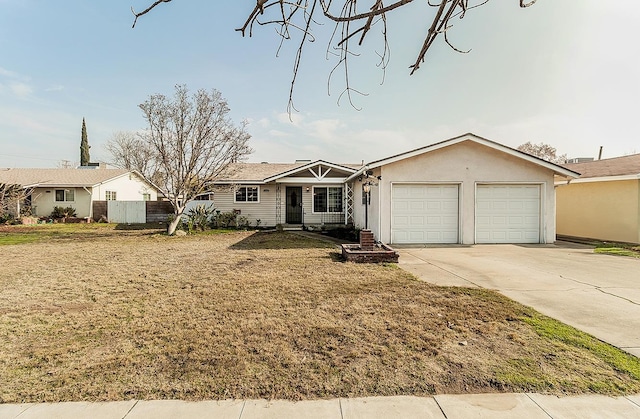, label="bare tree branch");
[132,1,538,109]
[131,0,173,28]
[109,85,252,235]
